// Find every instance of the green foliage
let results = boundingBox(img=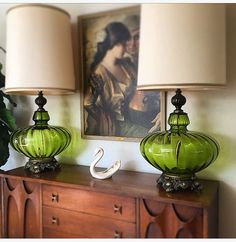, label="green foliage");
[0,63,16,166]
